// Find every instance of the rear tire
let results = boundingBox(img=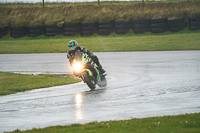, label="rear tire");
[82,71,96,90]
[98,76,107,88]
